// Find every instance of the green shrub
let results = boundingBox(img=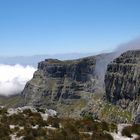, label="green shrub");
[47,116,60,128]
[23,135,35,140]
[36,108,45,113]
[23,109,32,116]
[92,132,114,140]
[18,126,47,139]
[0,108,7,115]
[121,126,132,138]
[51,130,66,140]
[0,123,11,140]
[79,133,91,140]
[82,113,94,120]
[101,121,110,132]
[110,123,117,133]
[8,113,26,126]
[132,124,140,135]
